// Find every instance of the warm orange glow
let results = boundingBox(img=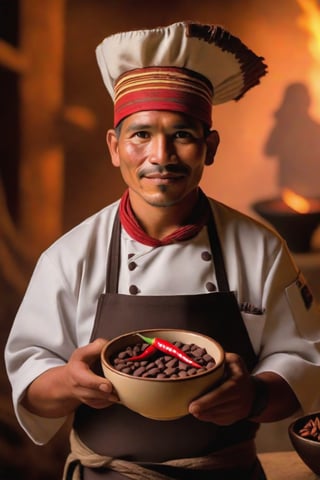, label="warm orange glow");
[64,105,97,130]
[282,188,311,213]
[0,39,28,73]
[297,0,320,119]
[297,0,320,56]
